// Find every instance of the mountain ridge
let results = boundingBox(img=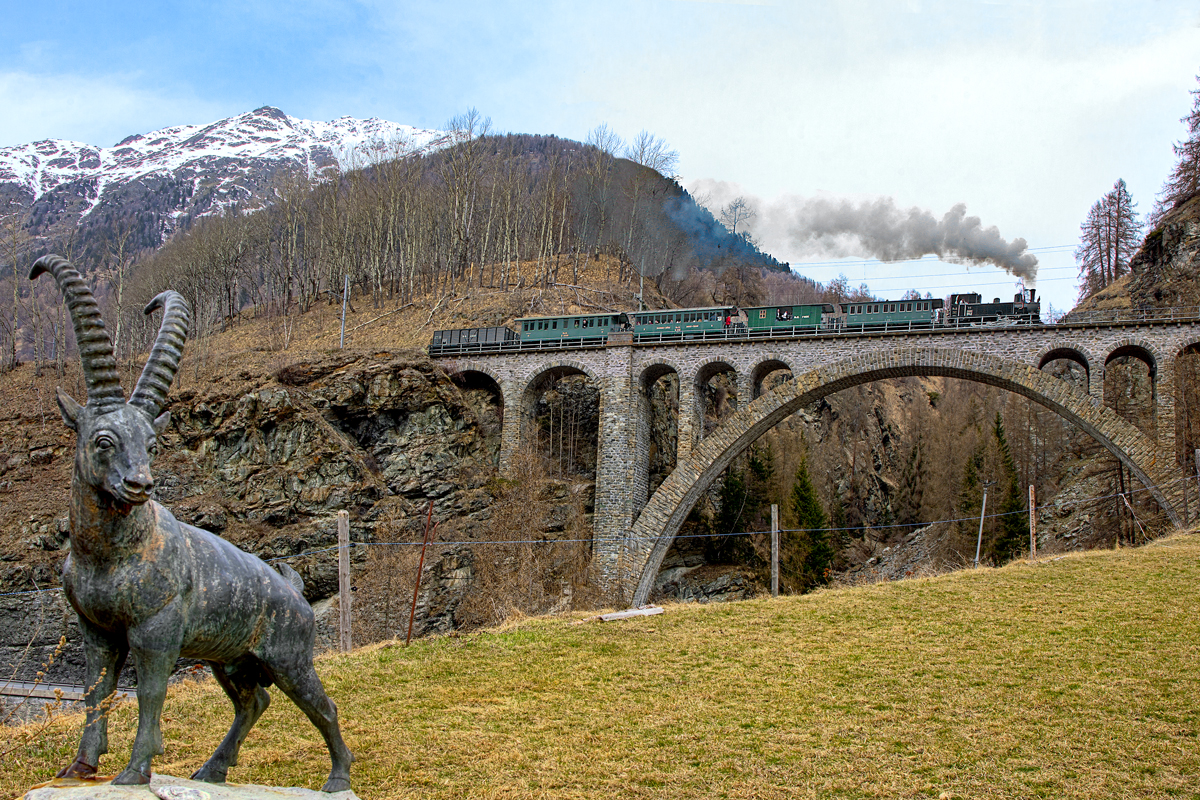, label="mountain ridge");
[0,106,447,264]
[1,105,447,204]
